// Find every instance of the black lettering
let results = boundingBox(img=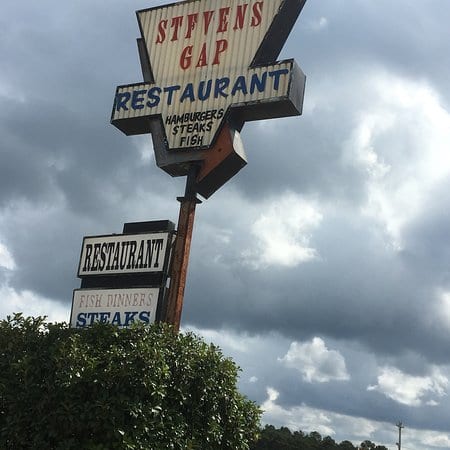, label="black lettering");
[91,243,101,271]
[82,244,93,272]
[99,243,108,271]
[136,240,145,268]
[126,241,137,270]
[119,241,130,270]
[112,243,120,270]
[105,242,115,270]
[152,239,163,268]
